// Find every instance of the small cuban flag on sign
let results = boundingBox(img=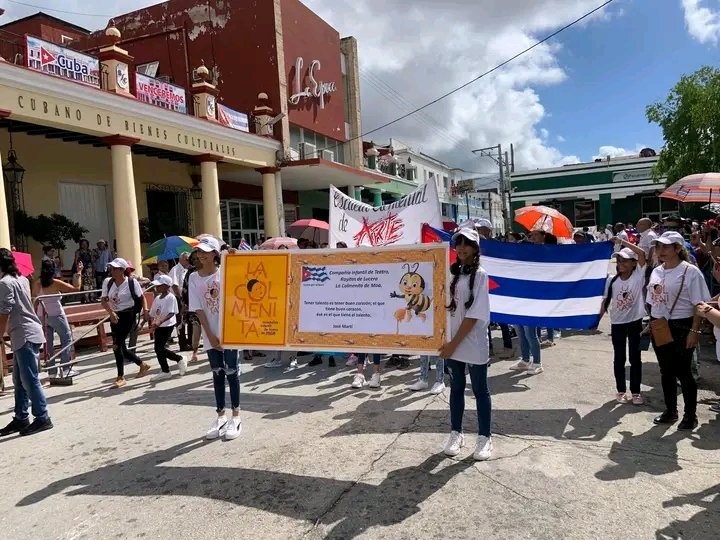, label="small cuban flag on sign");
[302,266,330,283]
